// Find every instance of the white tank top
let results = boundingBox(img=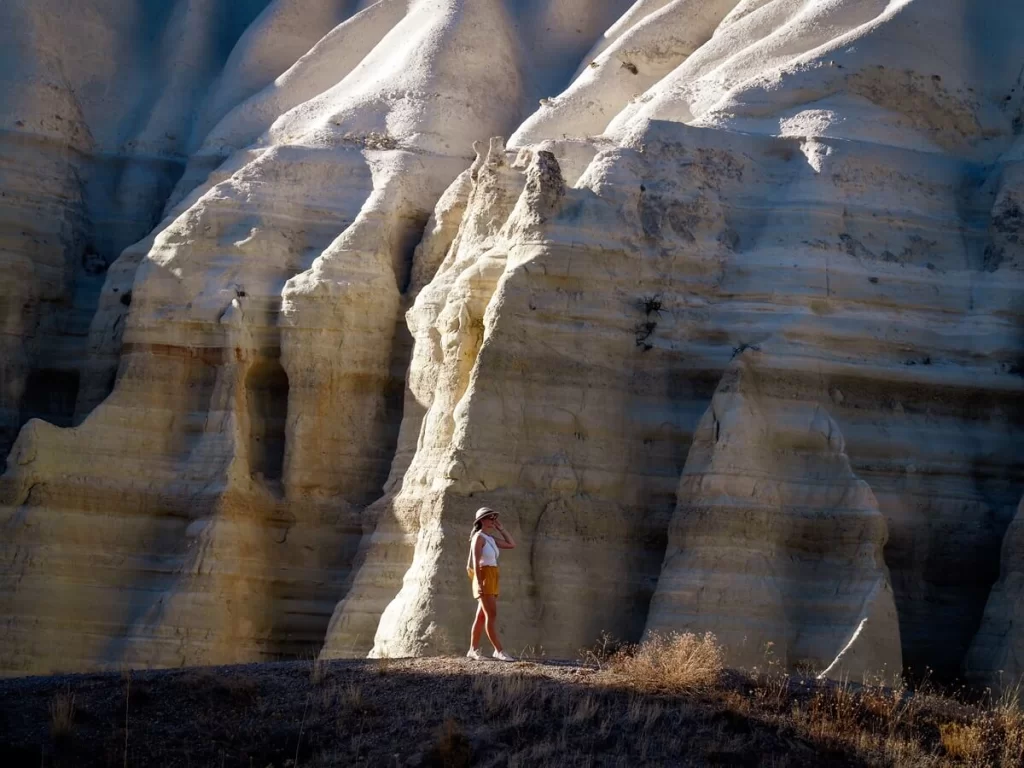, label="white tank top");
[469,532,499,568]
